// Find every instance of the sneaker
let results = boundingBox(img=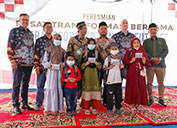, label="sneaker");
[71,112,76,116]
[35,106,41,111]
[115,109,121,114]
[148,99,154,106]
[107,110,114,115]
[85,110,90,115]
[92,108,98,115]
[67,112,72,116]
[158,99,167,107]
